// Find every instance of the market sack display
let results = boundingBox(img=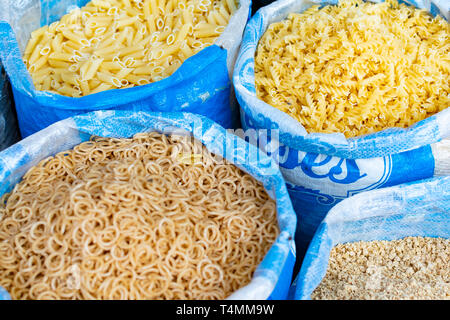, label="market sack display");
[290,176,450,300]
[233,0,450,262]
[0,0,251,138]
[0,110,296,300]
[0,63,20,151]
